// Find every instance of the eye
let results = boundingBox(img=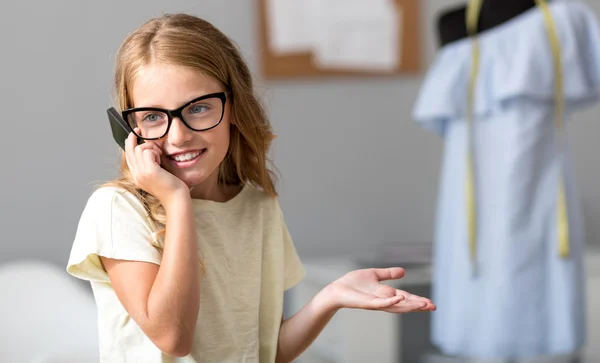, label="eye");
[142,113,164,122]
[189,104,210,114]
